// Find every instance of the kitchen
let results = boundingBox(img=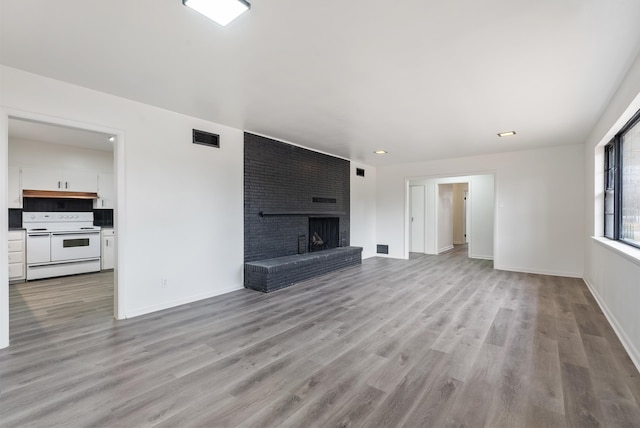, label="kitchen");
[7,119,115,292]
